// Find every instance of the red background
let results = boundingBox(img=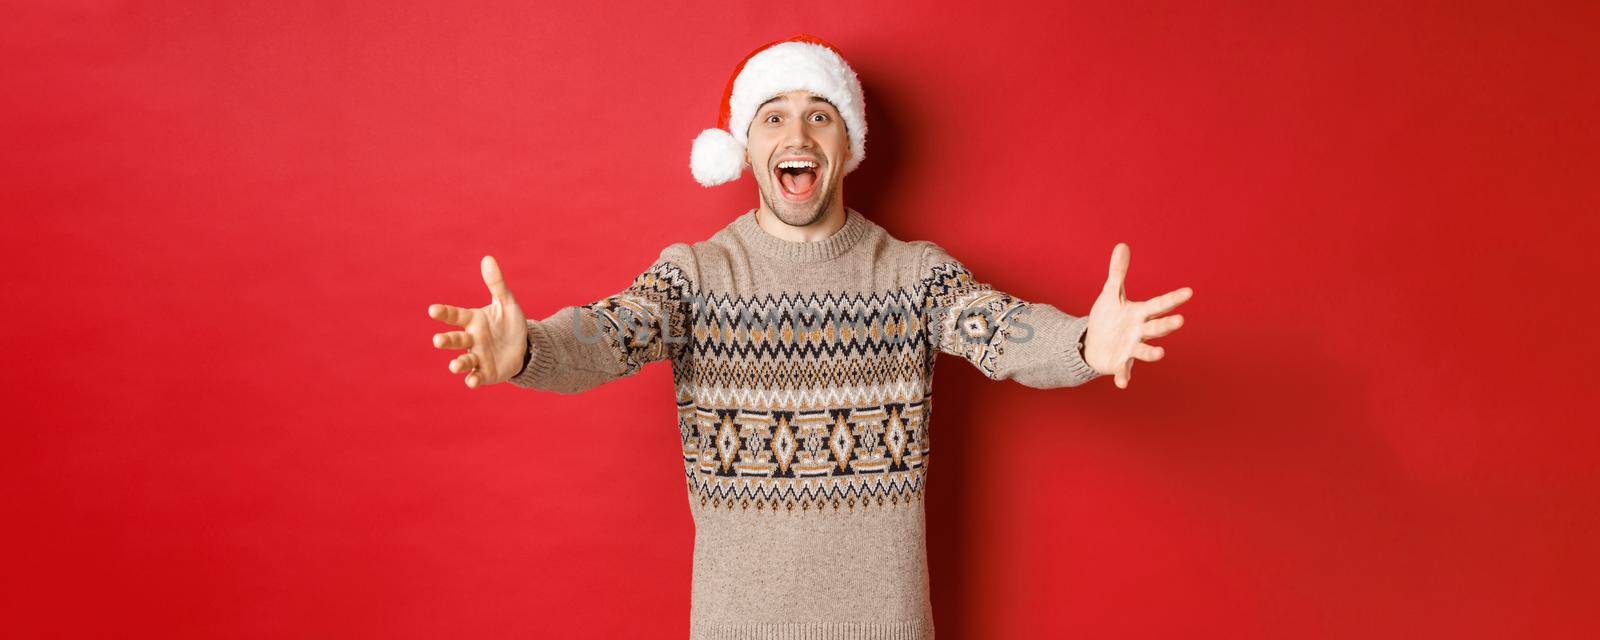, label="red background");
[5,1,1596,638]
